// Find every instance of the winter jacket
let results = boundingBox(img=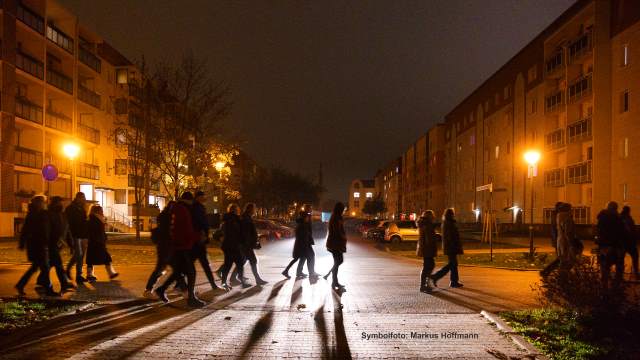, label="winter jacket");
[596,210,625,249]
[417,217,437,258]
[86,214,112,266]
[170,201,199,252]
[293,217,313,258]
[48,206,69,250]
[221,212,243,255]
[556,211,580,260]
[621,214,638,251]
[441,219,463,256]
[191,201,210,237]
[153,207,172,260]
[20,208,50,263]
[326,216,346,253]
[240,213,259,250]
[65,200,88,239]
